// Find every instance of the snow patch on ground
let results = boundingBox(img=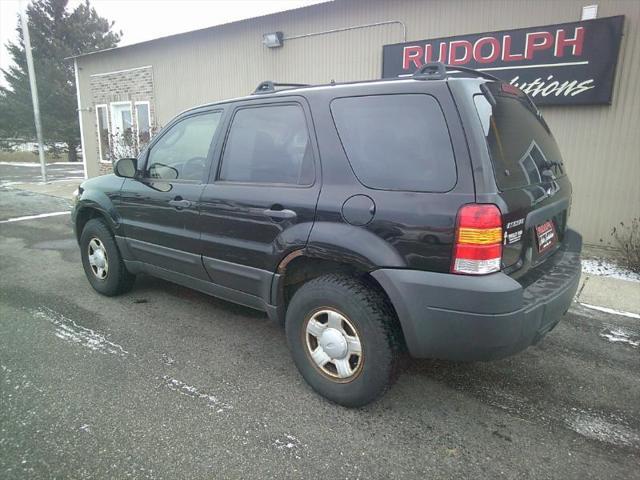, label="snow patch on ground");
[273,434,301,450]
[32,306,128,356]
[0,181,27,187]
[0,211,70,224]
[160,376,232,412]
[599,326,640,348]
[581,258,640,283]
[0,162,42,167]
[43,177,85,183]
[273,434,304,457]
[566,409,640,448]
